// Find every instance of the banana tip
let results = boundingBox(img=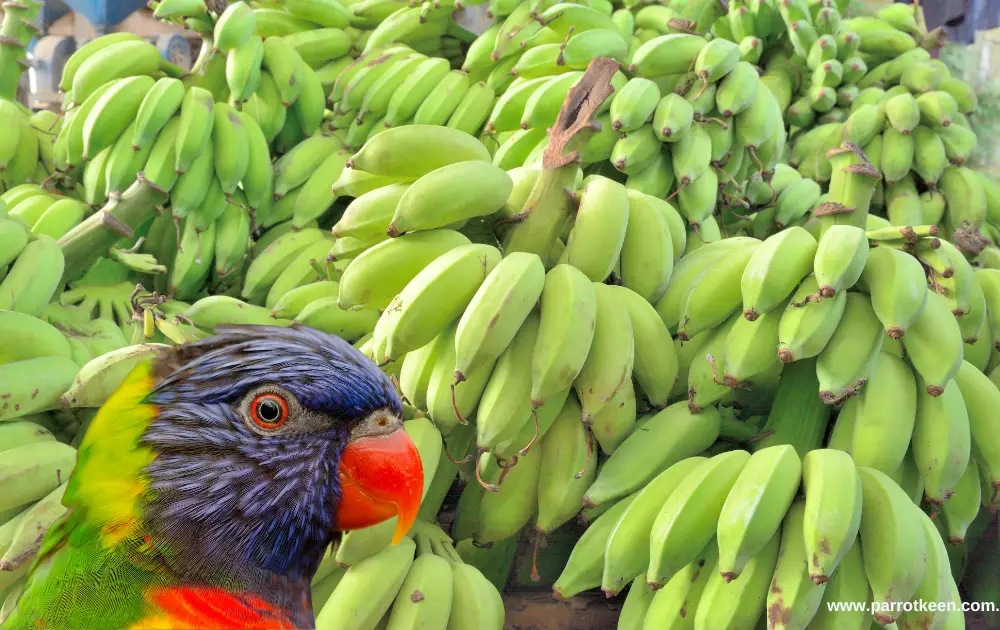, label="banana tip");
[777,348,793,363]
[743,309,758,321]
[809,573,829,585]
[720,571,738,583]
[926,384,944,397]
[886,327,904,339]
